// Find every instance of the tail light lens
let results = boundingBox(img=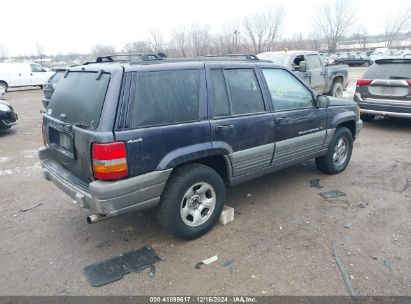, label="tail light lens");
[356,79,372,87]
[42,123,47,146]
[92,142,128,180]
[407,80,411,86]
